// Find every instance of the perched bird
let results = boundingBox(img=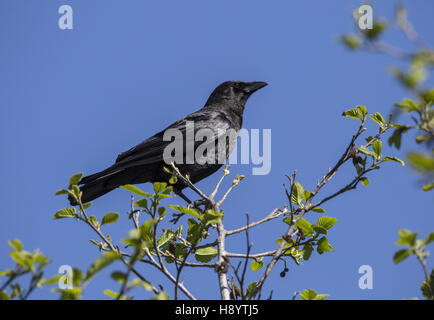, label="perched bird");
[70,80,267,205]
